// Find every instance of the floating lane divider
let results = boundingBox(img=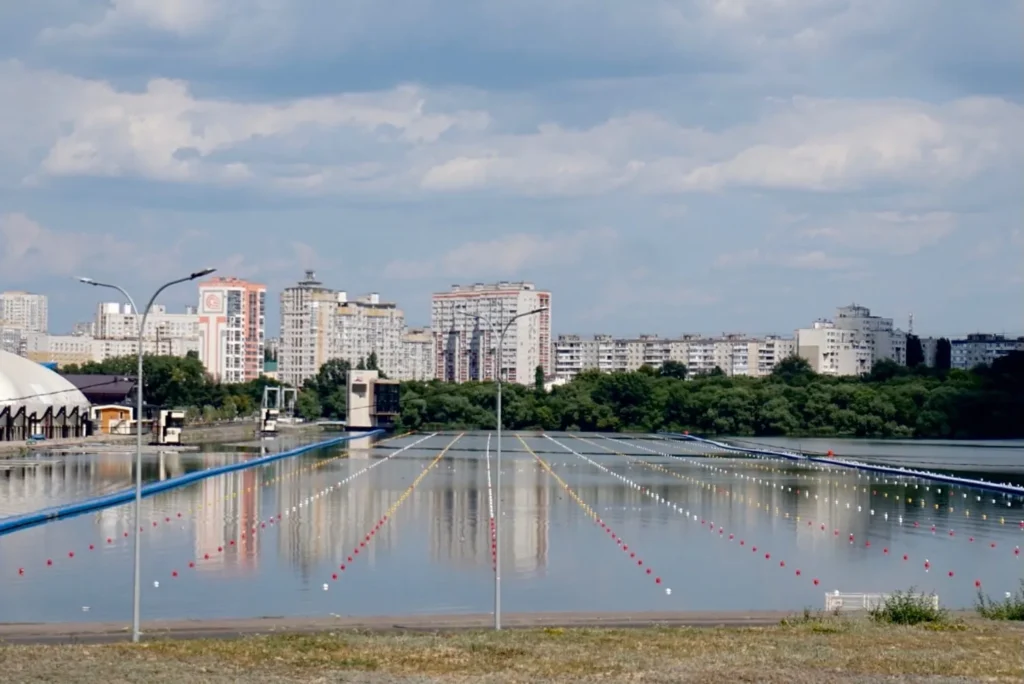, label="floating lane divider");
[522,434,668,589]
[654,434,1024,524]
[11,431,420,576]
[325,433,463,587]
[660,431,1024,497]
[485,432,497,571]
[658,431,807,462]
[595,435,1009,590]
[556,434,828,589]
[154,432,441,584]
[0,430,385,538]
